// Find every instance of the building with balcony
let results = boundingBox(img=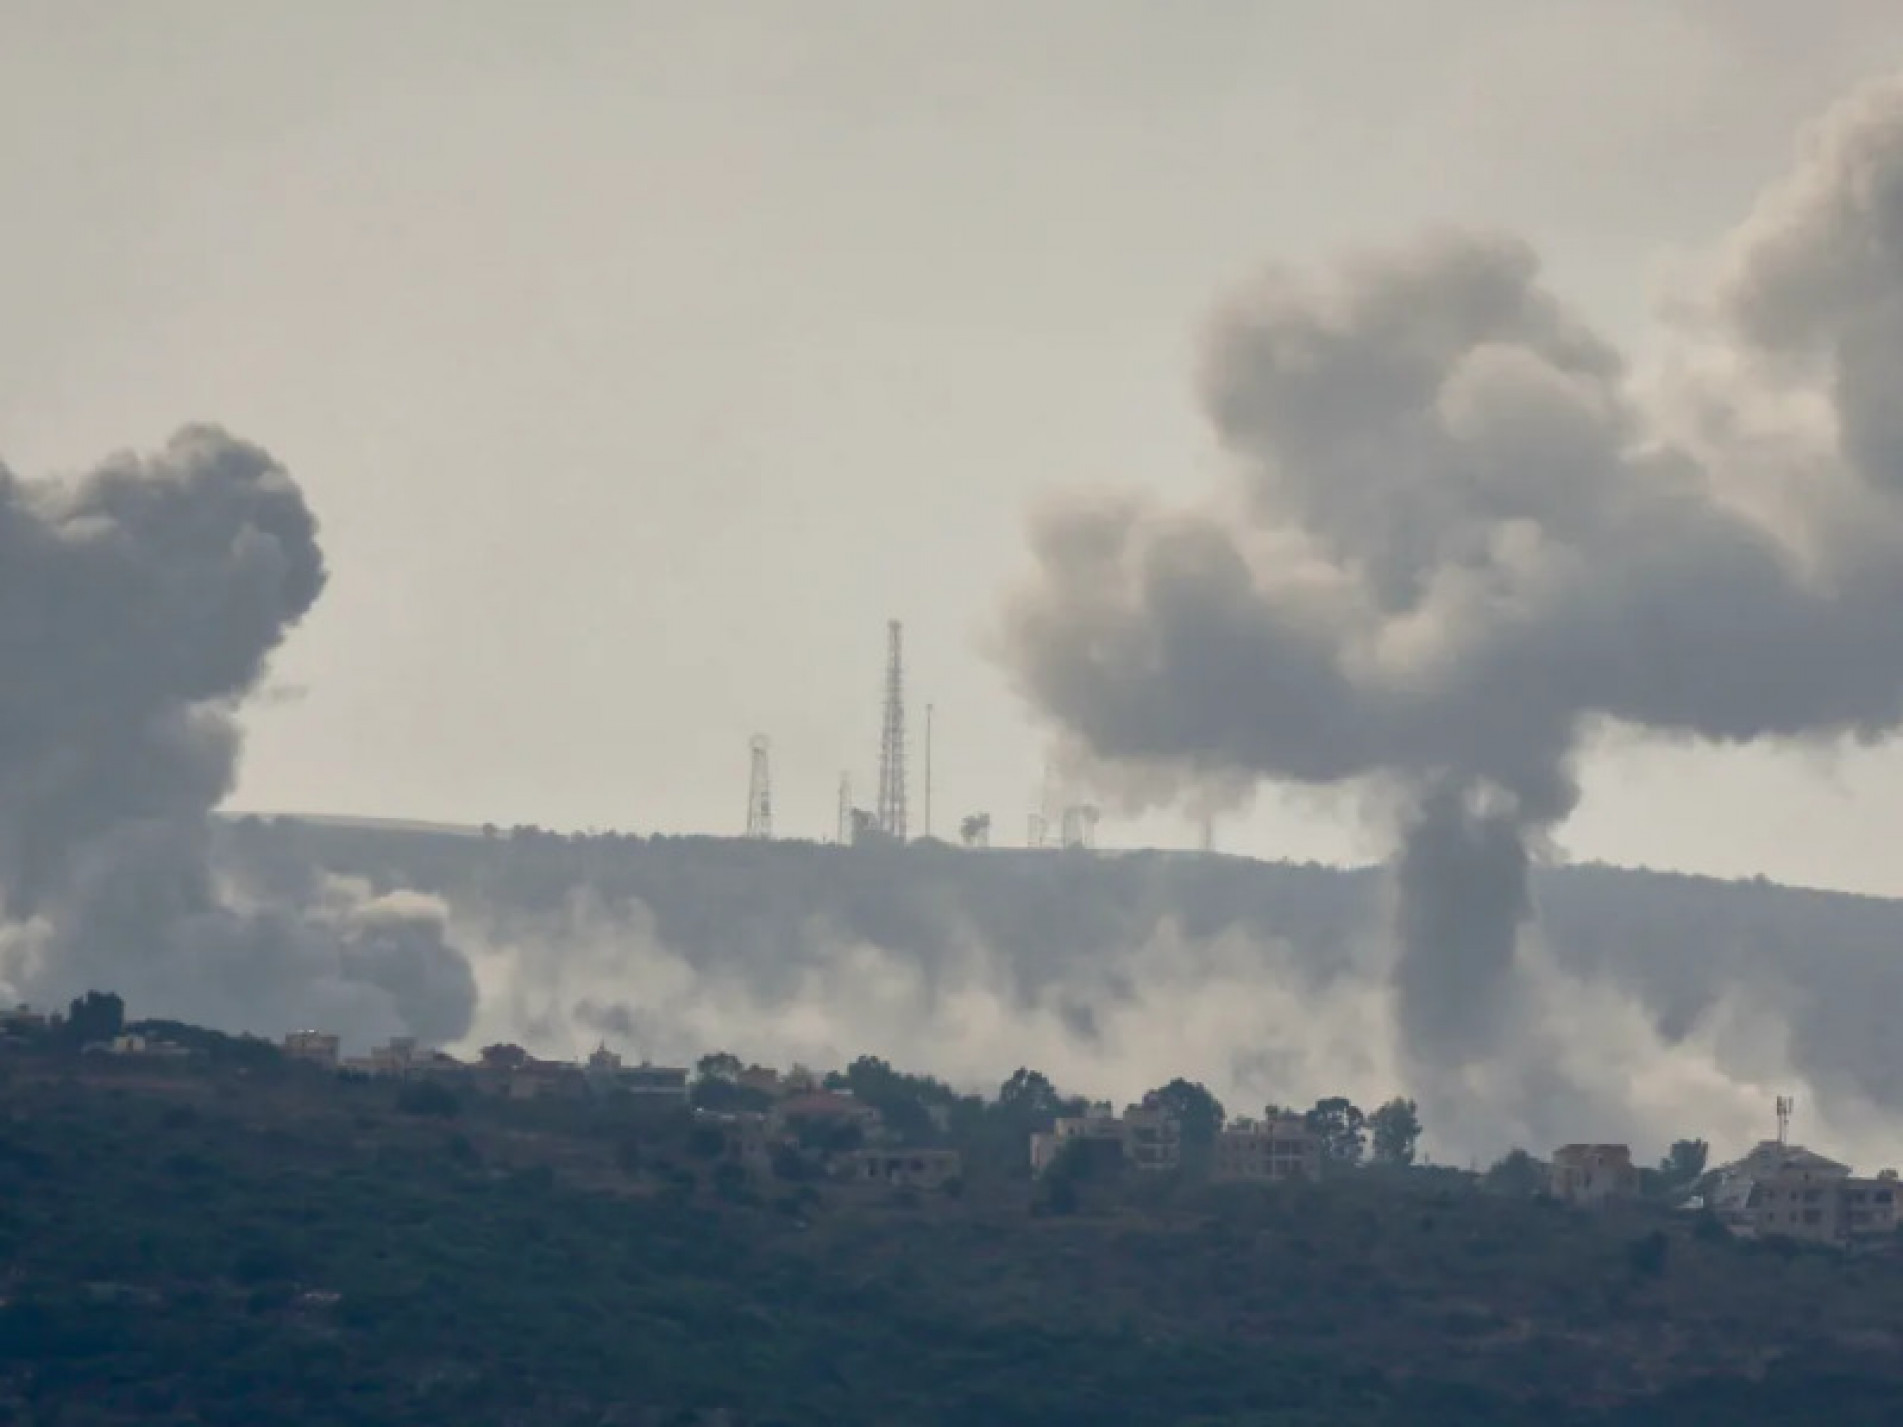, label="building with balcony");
[1214,1115,1321,1184]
